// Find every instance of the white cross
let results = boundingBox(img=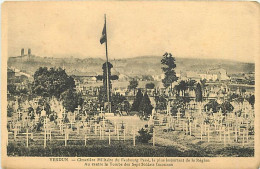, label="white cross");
[75,105,81,115]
